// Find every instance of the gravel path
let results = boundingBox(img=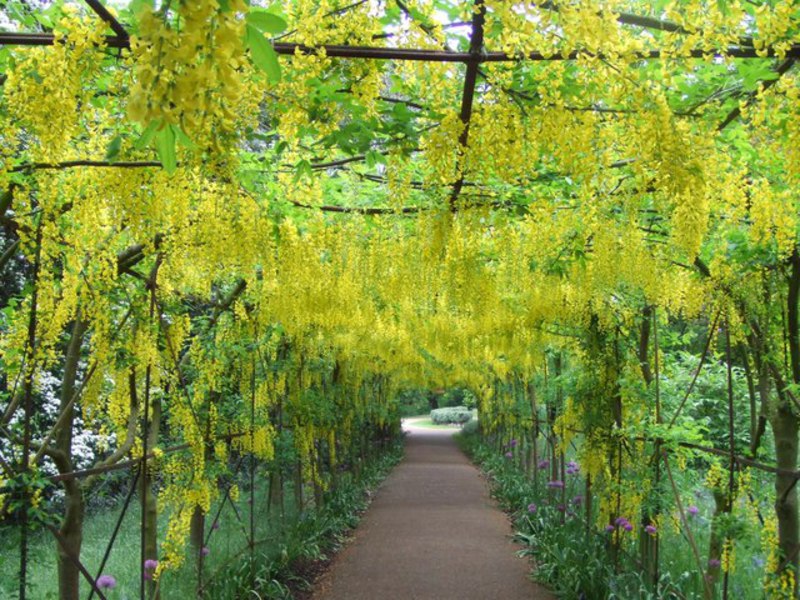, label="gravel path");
[312,423,554,600]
